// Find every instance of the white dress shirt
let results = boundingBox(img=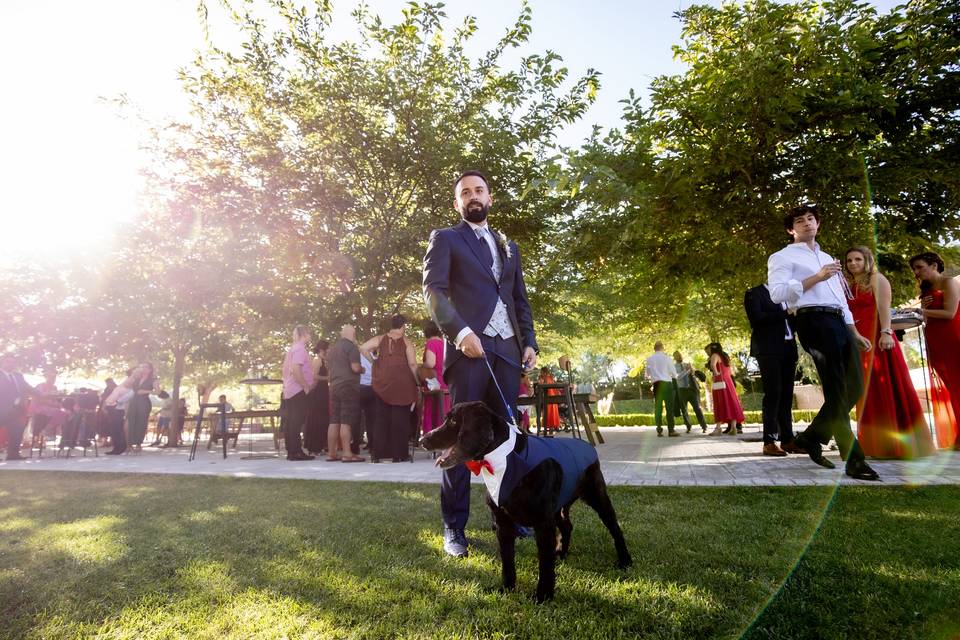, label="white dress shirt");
[767,241,853,325]
[644,351,676,383]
